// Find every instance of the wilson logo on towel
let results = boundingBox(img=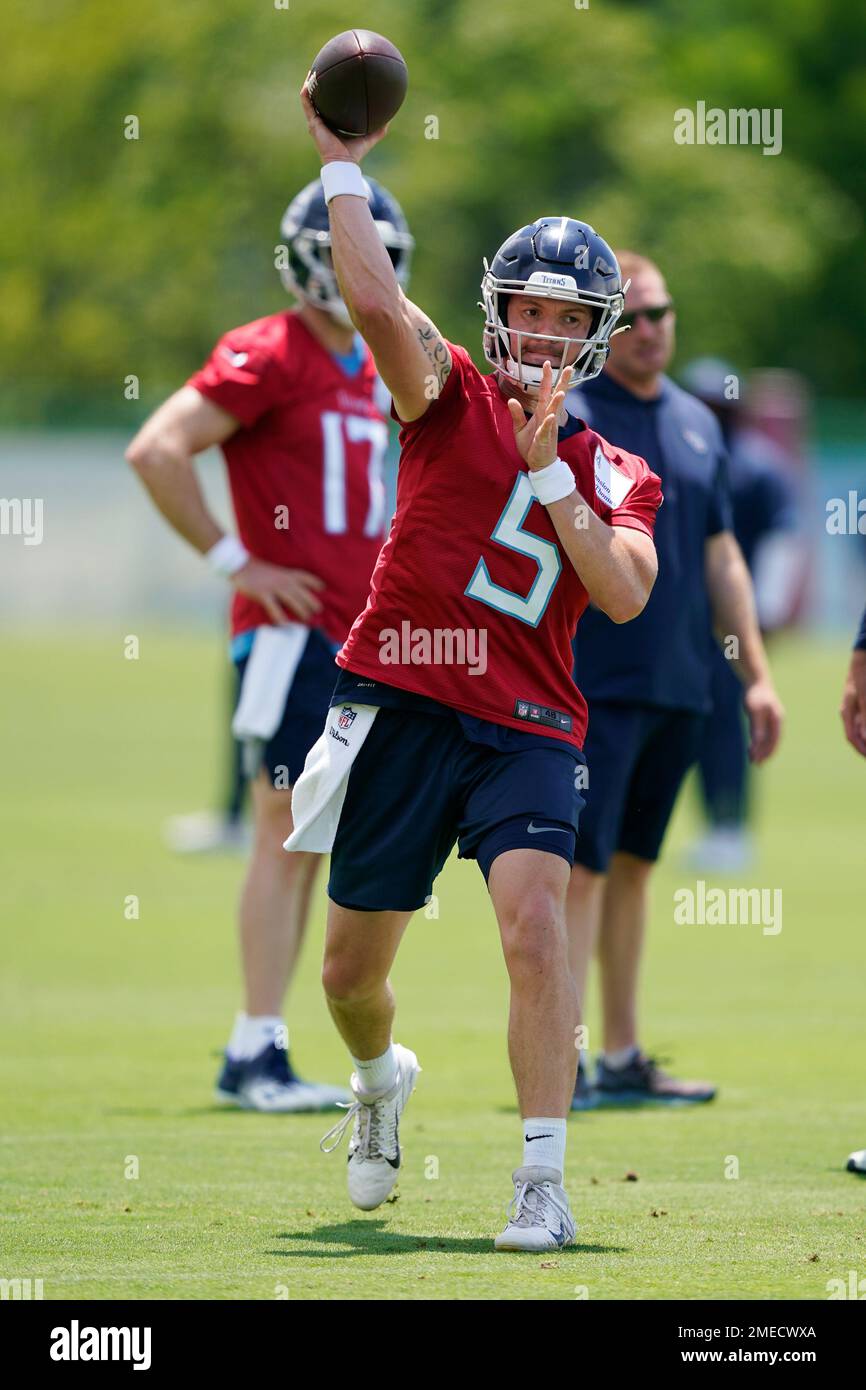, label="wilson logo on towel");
[593,446,633,510]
